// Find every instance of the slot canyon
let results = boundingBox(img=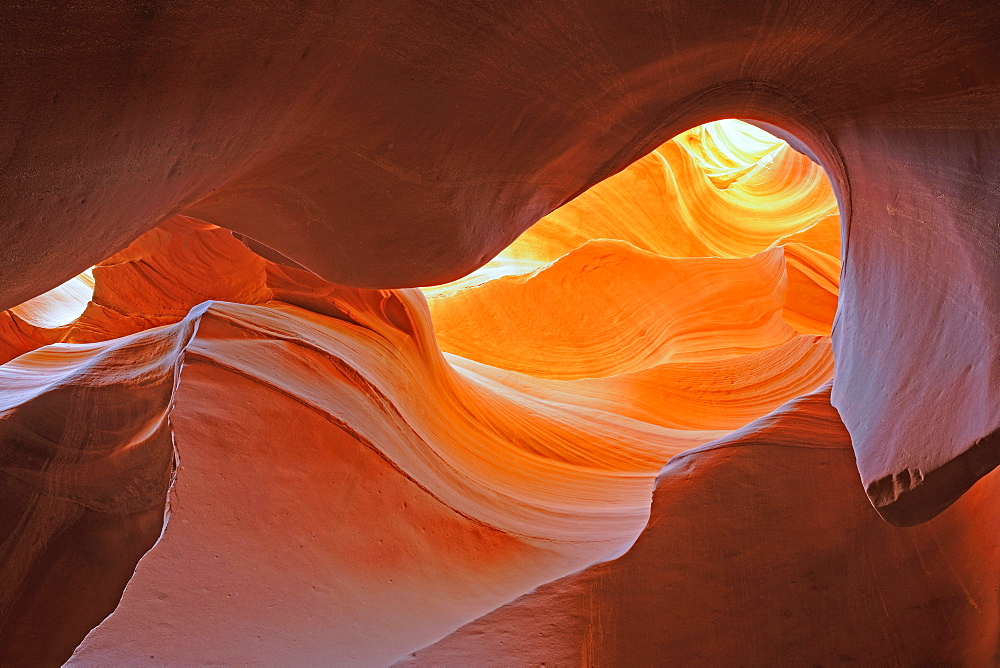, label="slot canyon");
[0,3,998,666]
